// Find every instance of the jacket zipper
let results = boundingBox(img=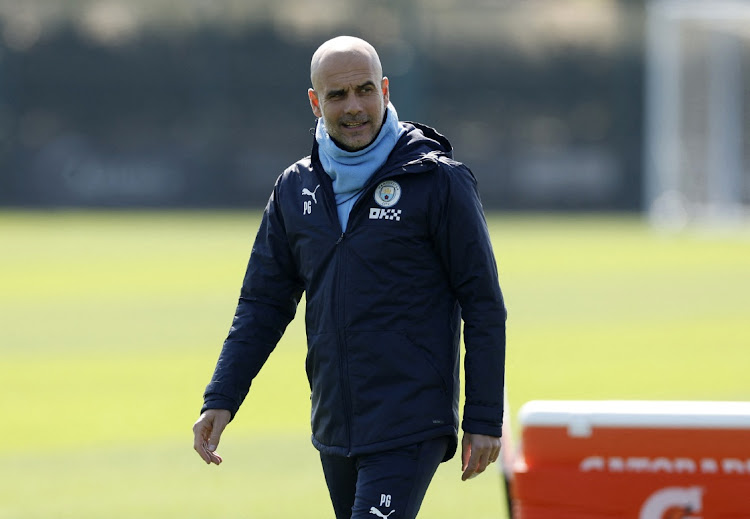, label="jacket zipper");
[316,162,354,454]
[325,161,430,456]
